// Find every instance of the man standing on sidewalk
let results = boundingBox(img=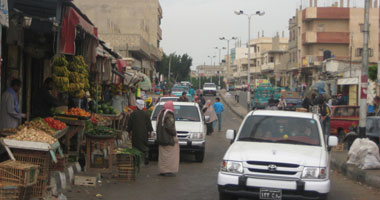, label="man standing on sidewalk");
[213,98,225,132]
